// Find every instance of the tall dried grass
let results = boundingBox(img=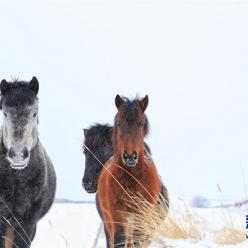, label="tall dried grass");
[126,195,247,247]
[214,211,246,245]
